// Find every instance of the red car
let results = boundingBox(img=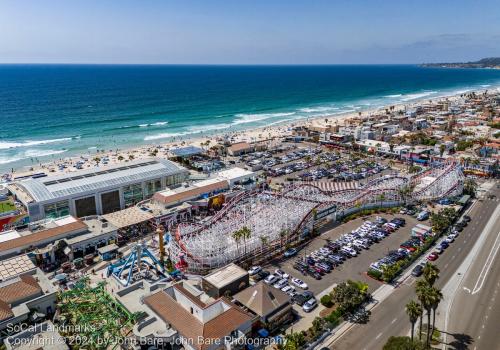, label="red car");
[427,252,439,261]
